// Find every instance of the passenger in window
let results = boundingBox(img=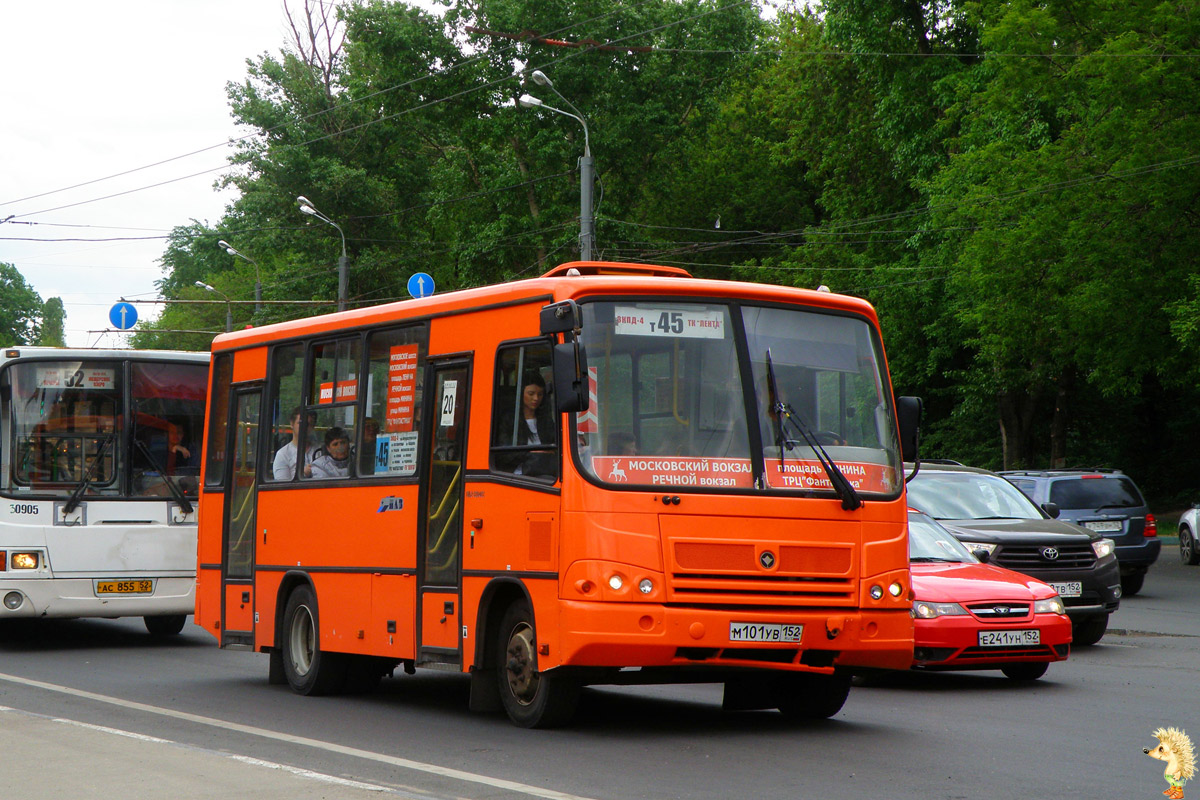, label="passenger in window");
[608,431,637,456]
[359,417,380,475]
[513,372,556,475]
[309,427,352,479]
[272,407,317,480]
